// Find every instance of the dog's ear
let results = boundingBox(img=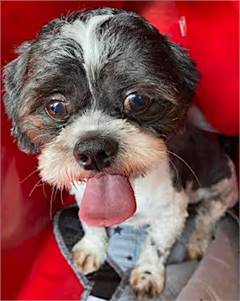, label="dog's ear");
[3,41,37,154]
[167,40,199,99]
